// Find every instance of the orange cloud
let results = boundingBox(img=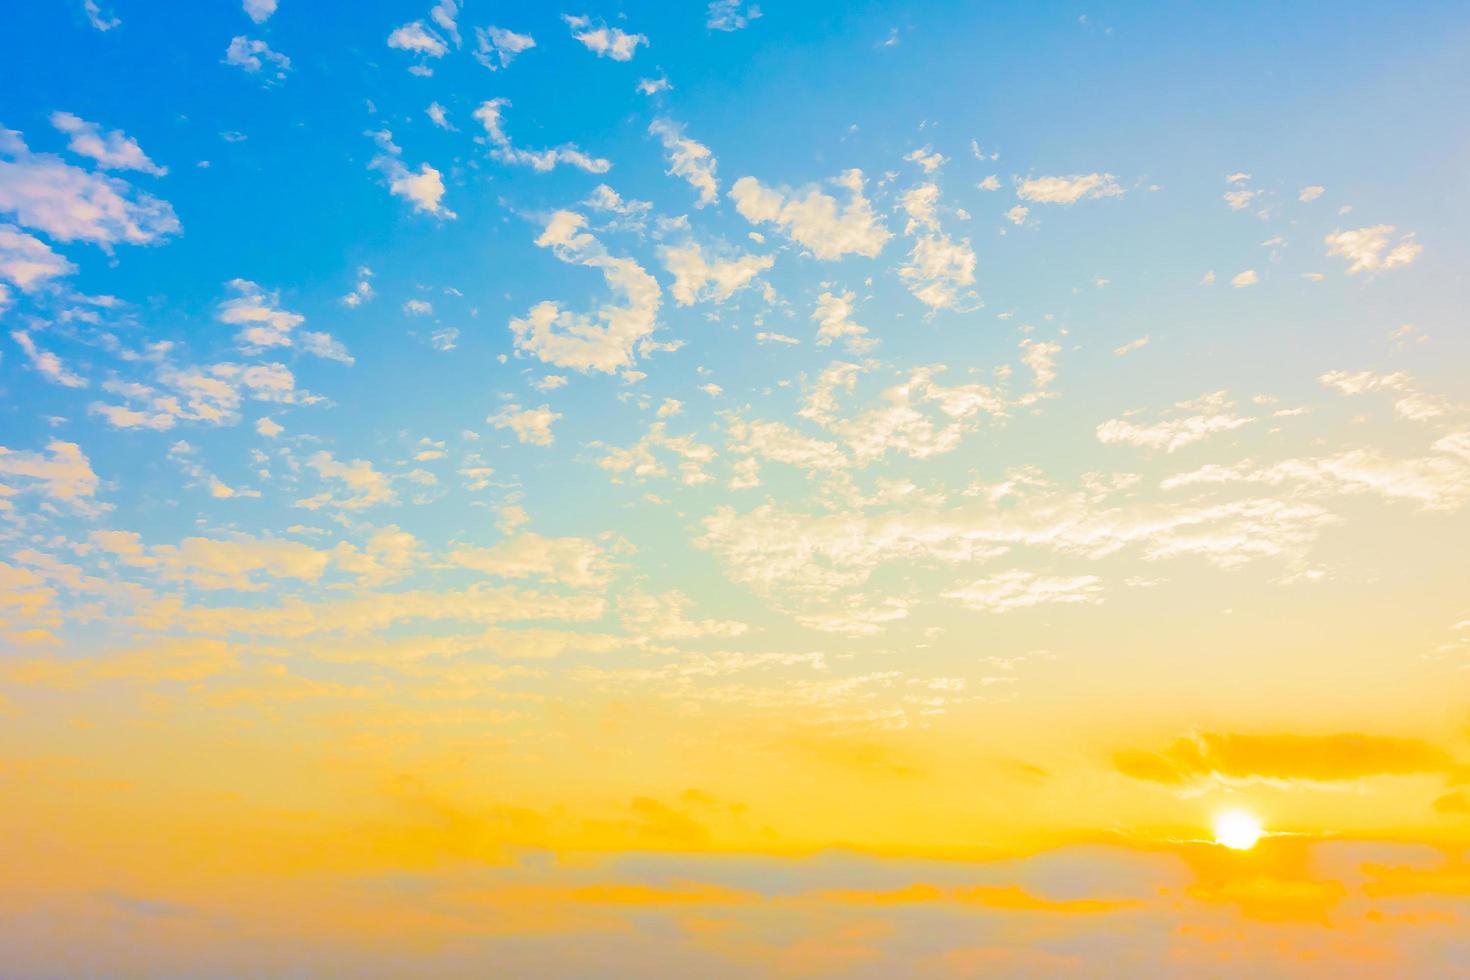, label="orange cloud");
[1115,731,1458,786]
